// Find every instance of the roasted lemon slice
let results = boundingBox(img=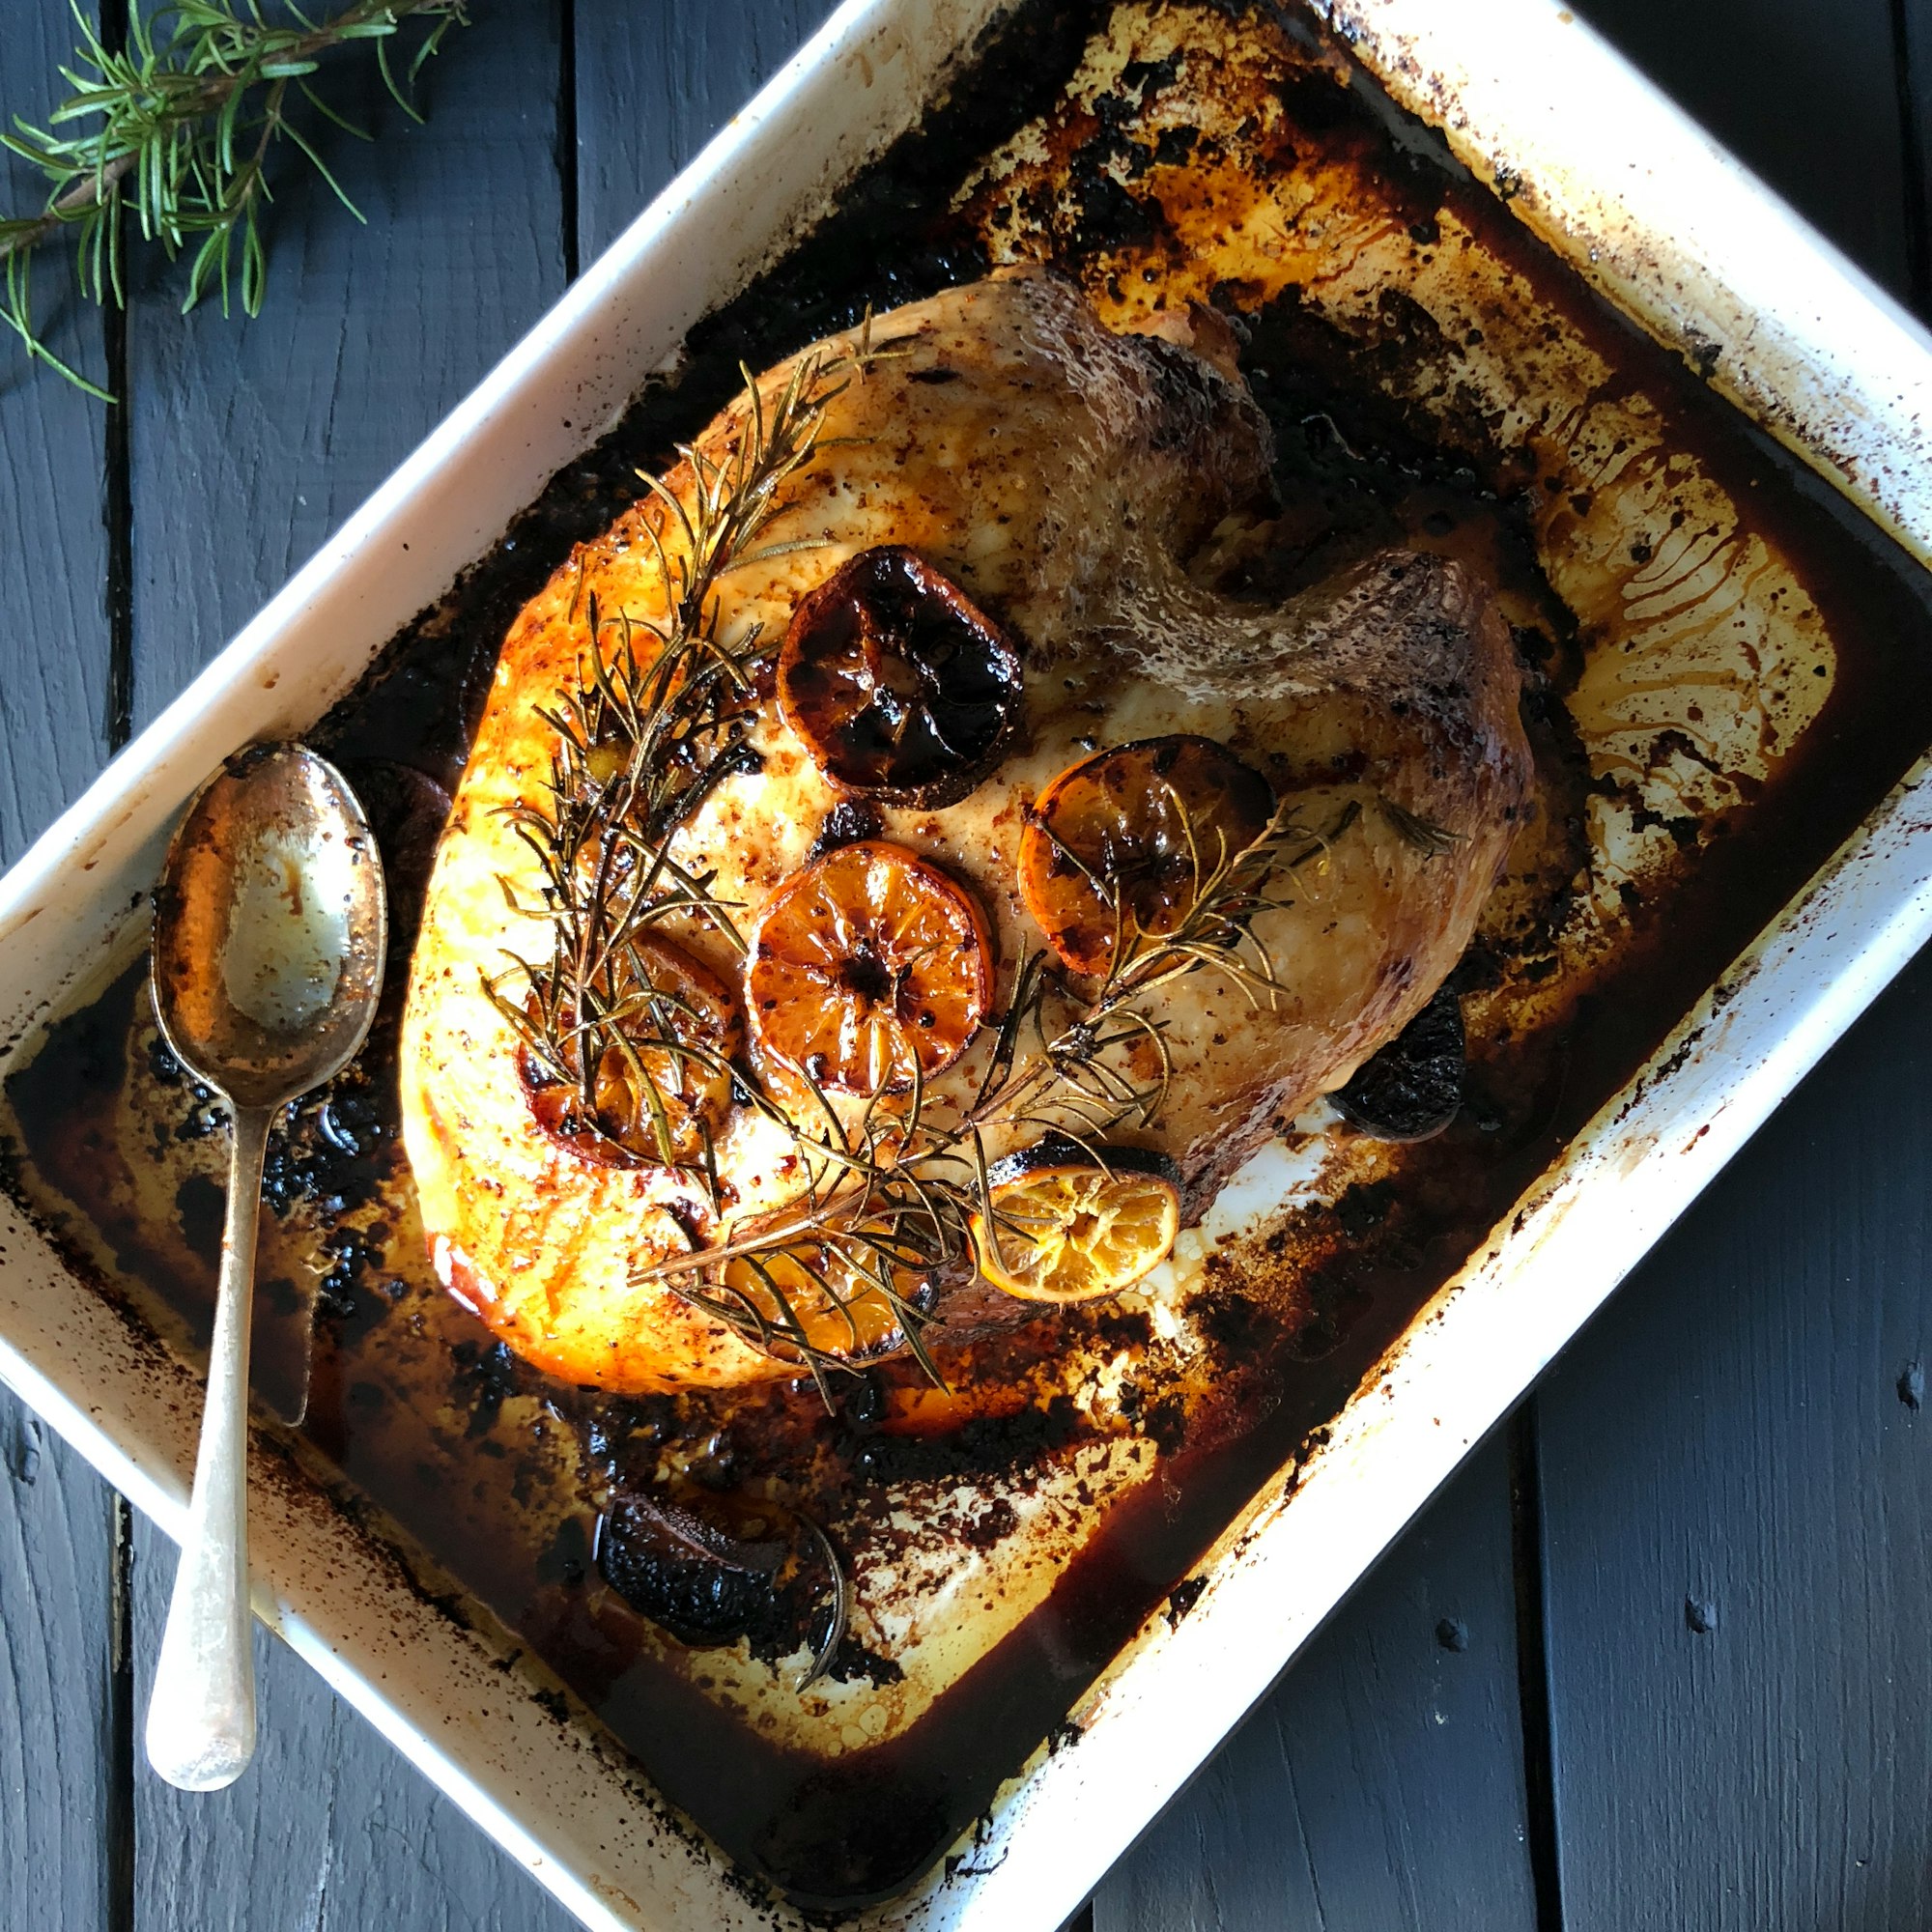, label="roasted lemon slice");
[517,934,741,1169]
[716,1224,933,1364]
[778,545,1023,808]
[972,1142,1182,1302]
[1018,734,1275,975]
[747,839,993,1095]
